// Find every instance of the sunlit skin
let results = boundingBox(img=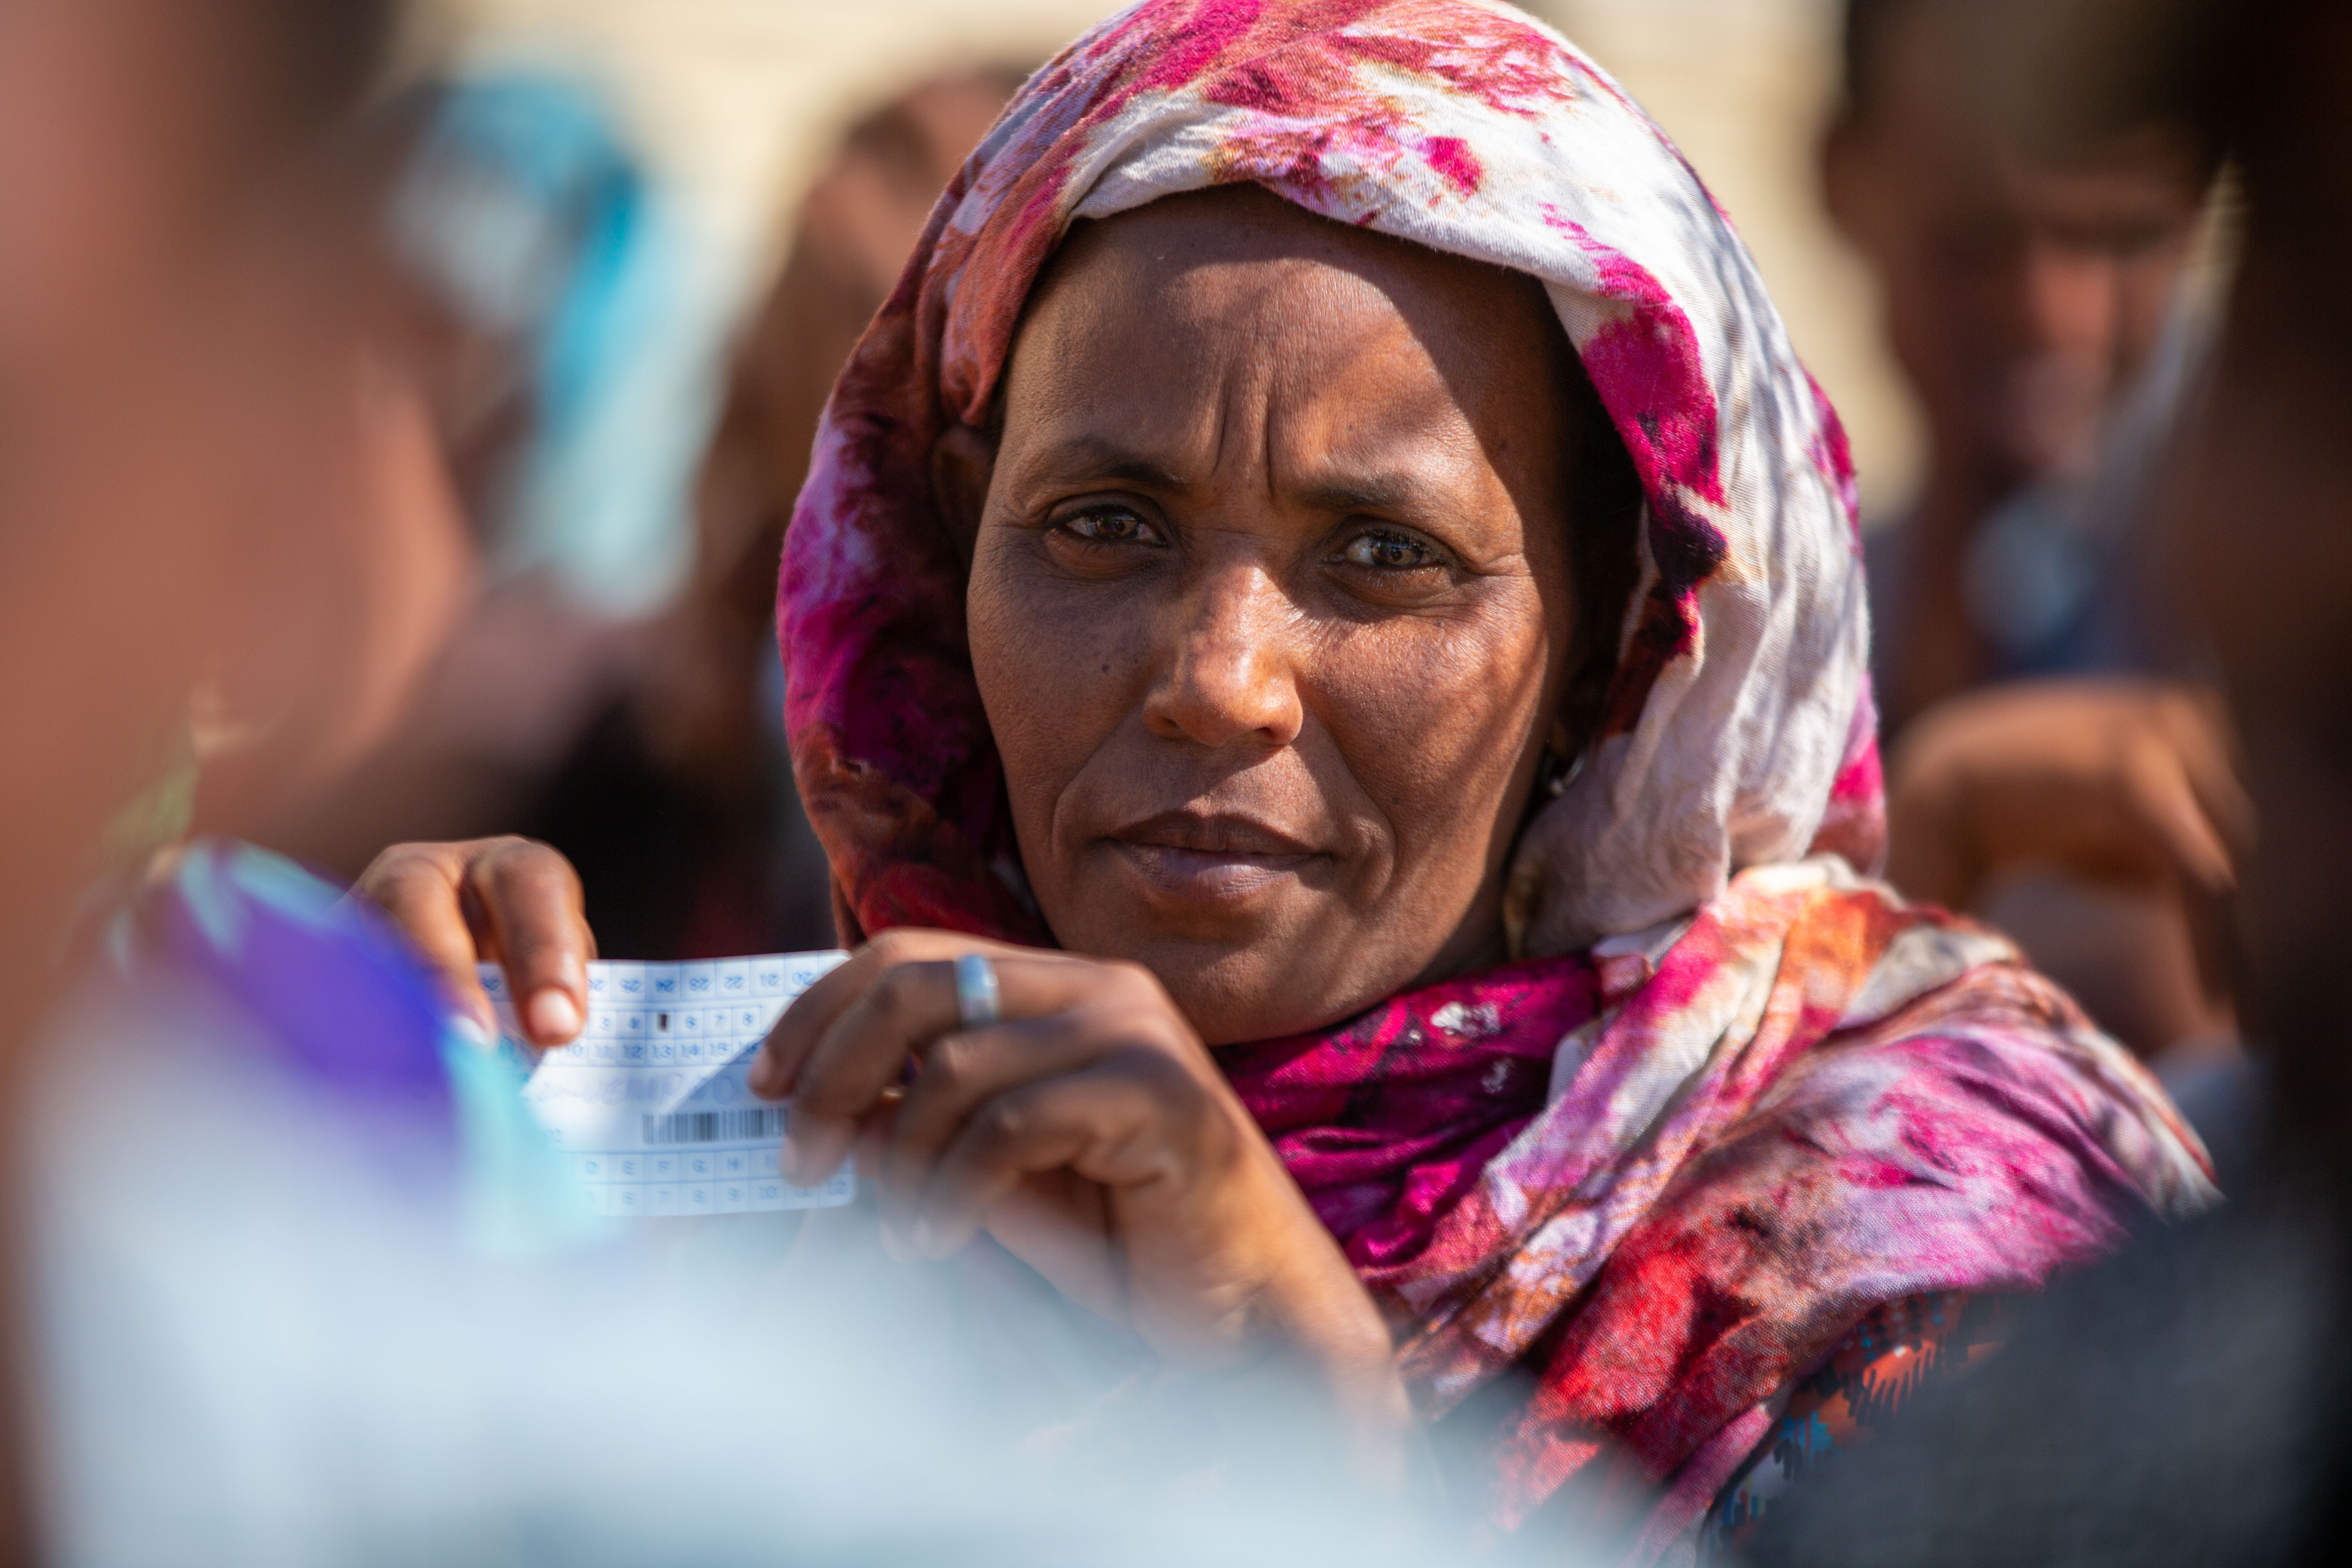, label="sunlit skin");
[958,185,1580,1045]
[361,187,1597,1446]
